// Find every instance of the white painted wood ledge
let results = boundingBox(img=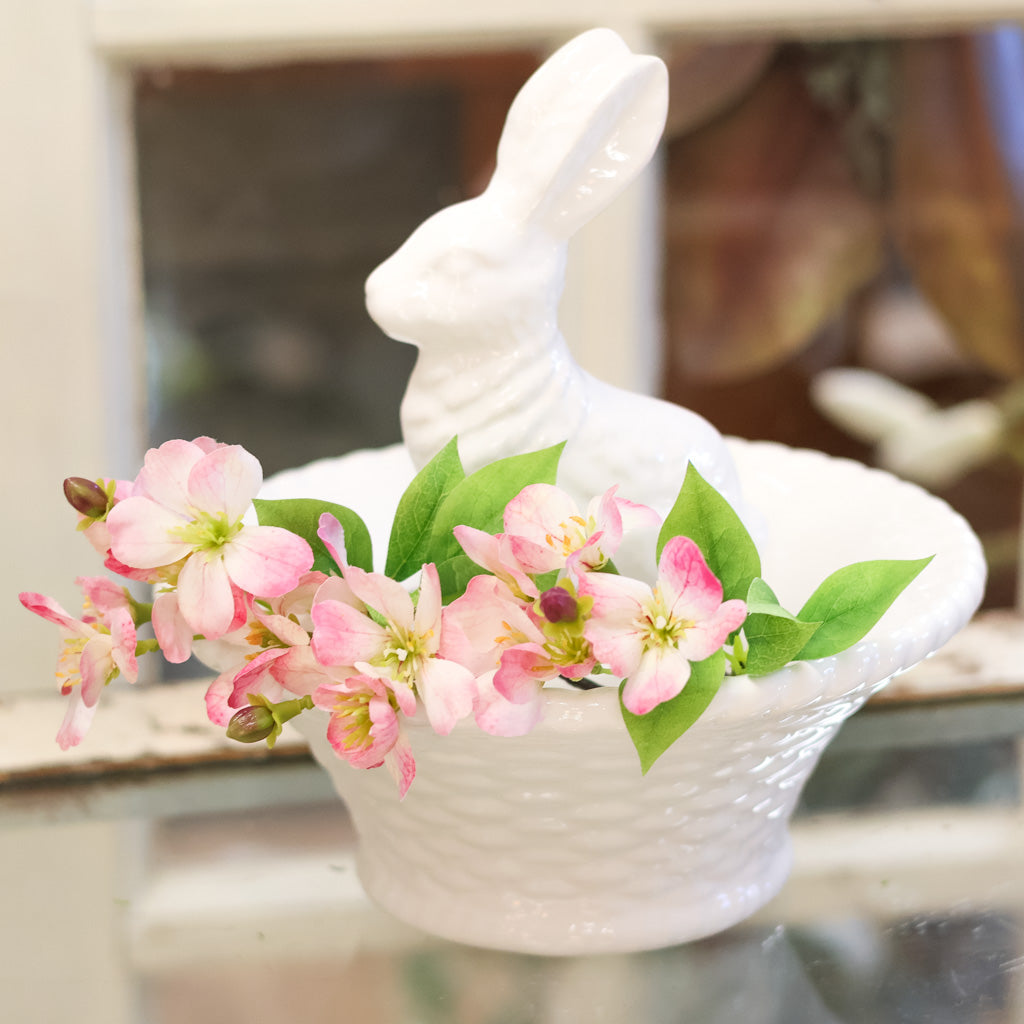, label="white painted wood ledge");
[3,610,1022,786]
